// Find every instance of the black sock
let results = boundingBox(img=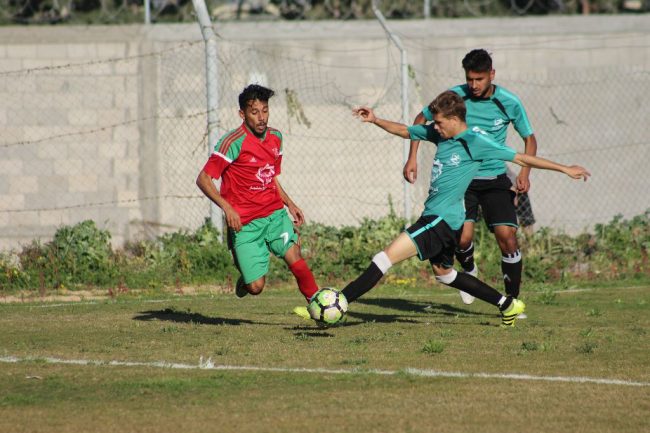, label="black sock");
[446,272,511,309]
[342,262,384,303]
[455,242,475,272]
[502,250,522,298]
